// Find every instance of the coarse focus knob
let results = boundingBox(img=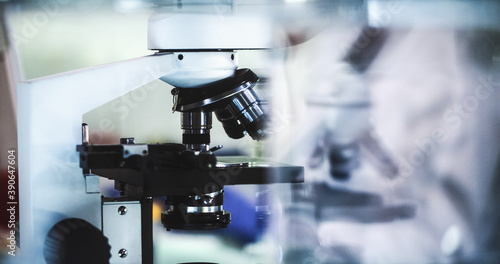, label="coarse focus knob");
[44,218,111,264]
